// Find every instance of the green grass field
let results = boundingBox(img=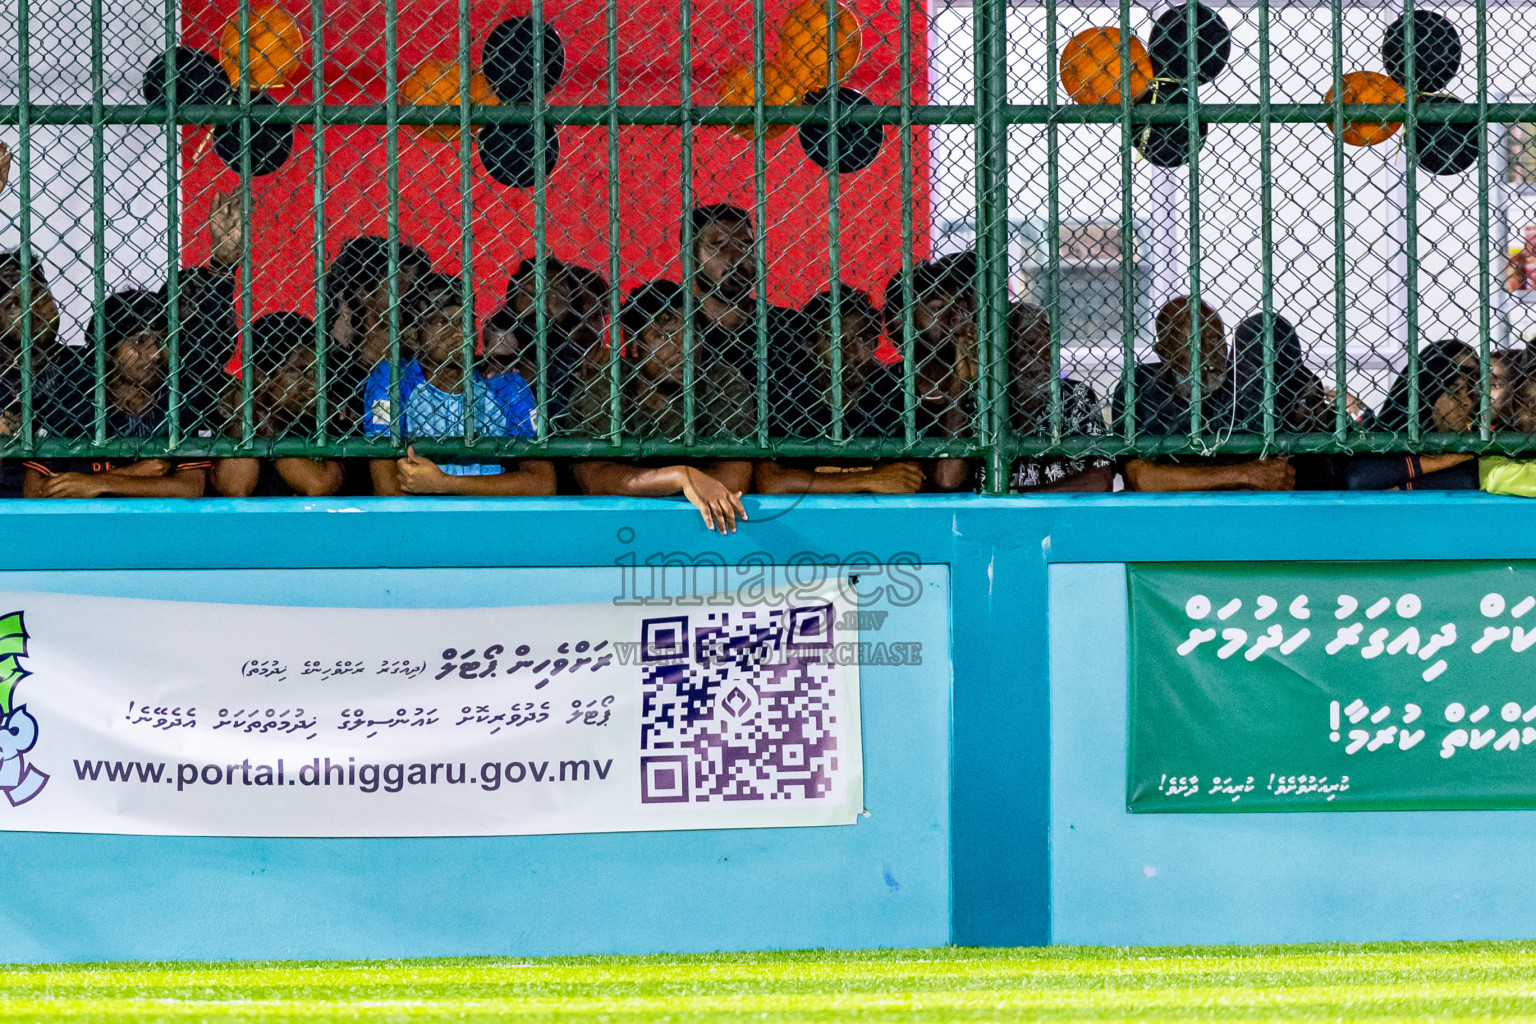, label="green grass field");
[7,942,1536,1022]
